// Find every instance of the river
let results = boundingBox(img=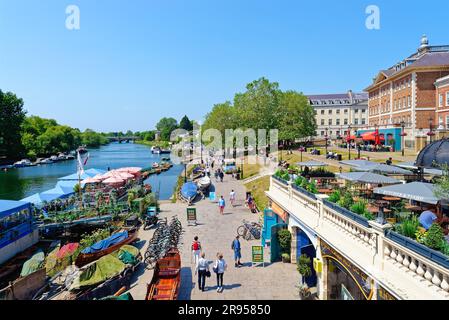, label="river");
[0,142,183,201]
